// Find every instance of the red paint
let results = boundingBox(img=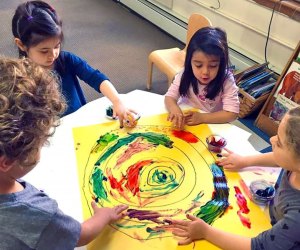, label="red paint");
[209,136,226,147]
[125,160,152,195]
[106,160,152,196]
[172,130,199,143]
[234,186,250,214]
[107,169,125,193]
[237,211,251,229]
[234,186,251,228]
